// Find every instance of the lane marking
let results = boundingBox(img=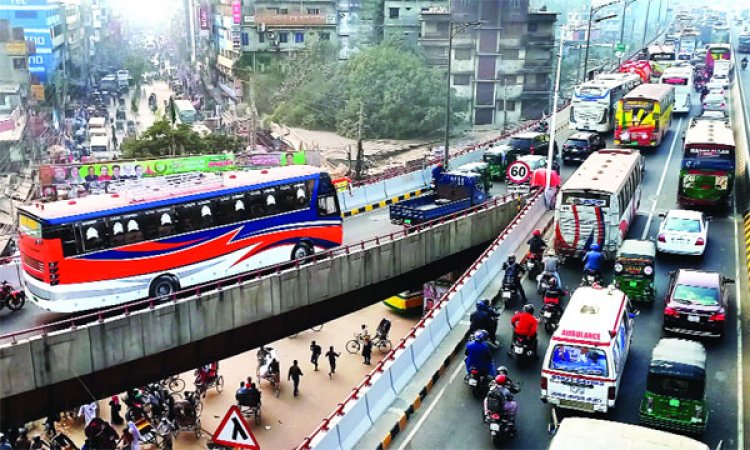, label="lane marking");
[396,360,464,450]
[640,117,684,240]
